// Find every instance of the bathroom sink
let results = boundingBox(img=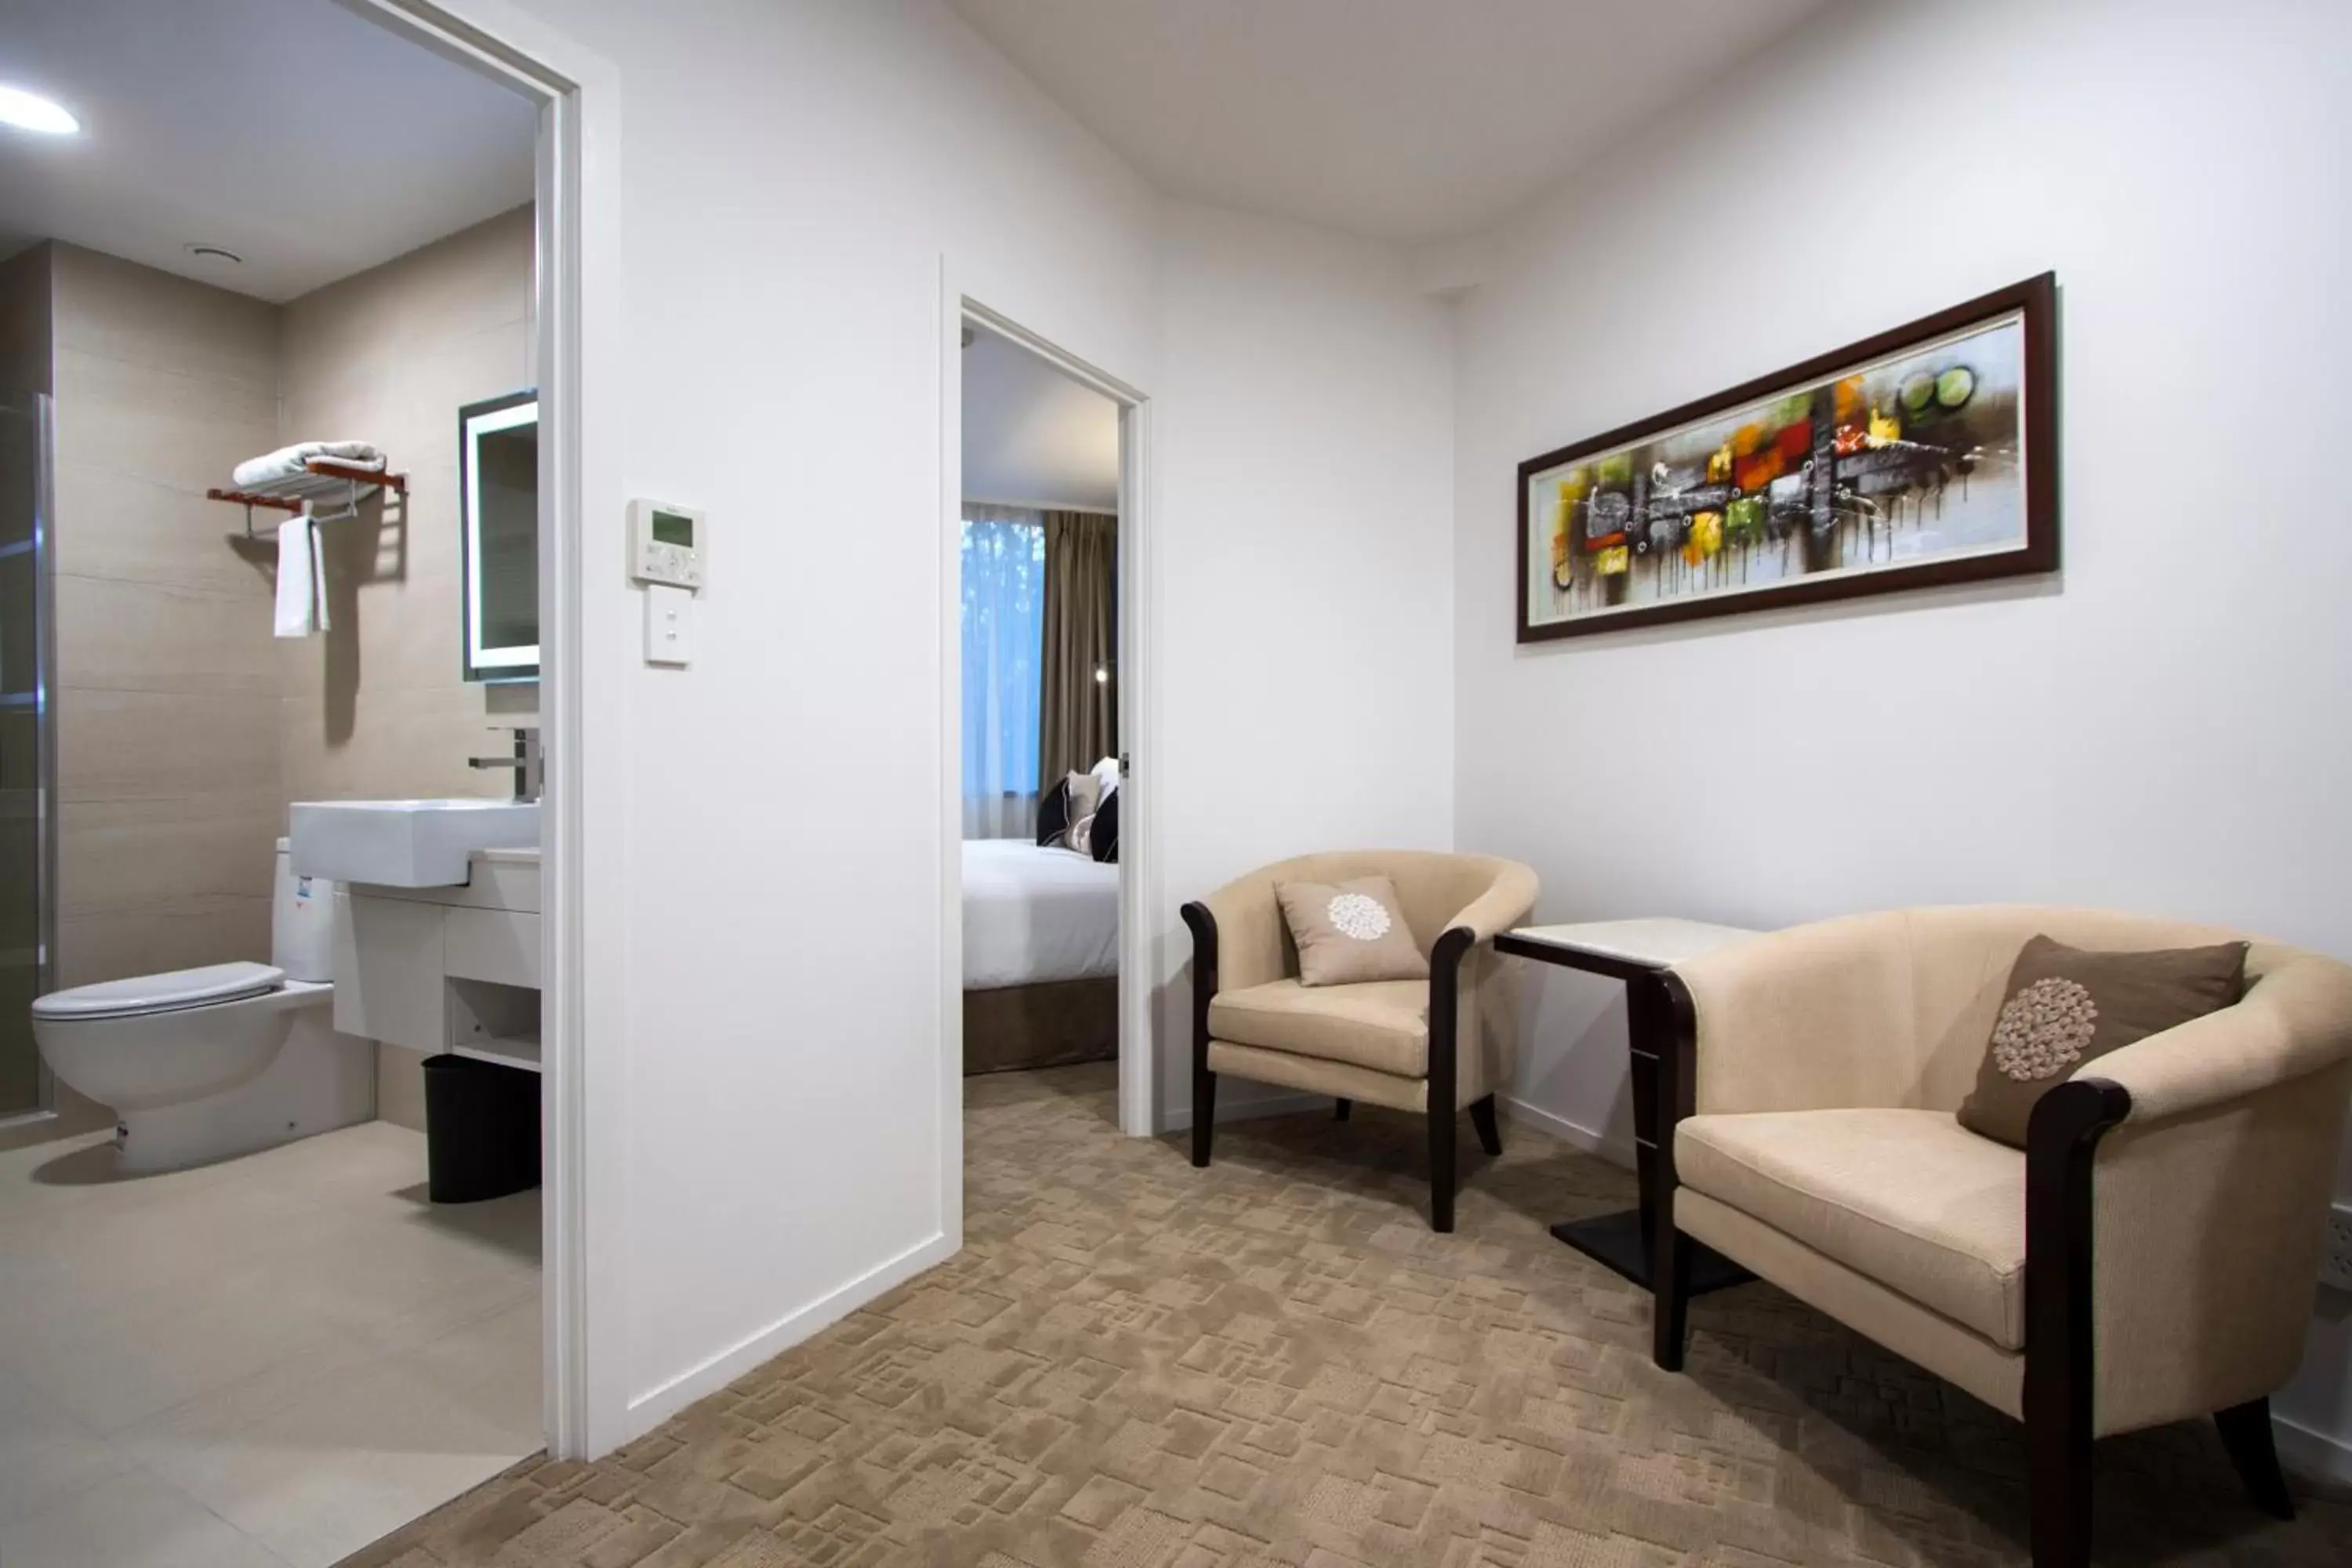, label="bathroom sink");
[289,798,539,887]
